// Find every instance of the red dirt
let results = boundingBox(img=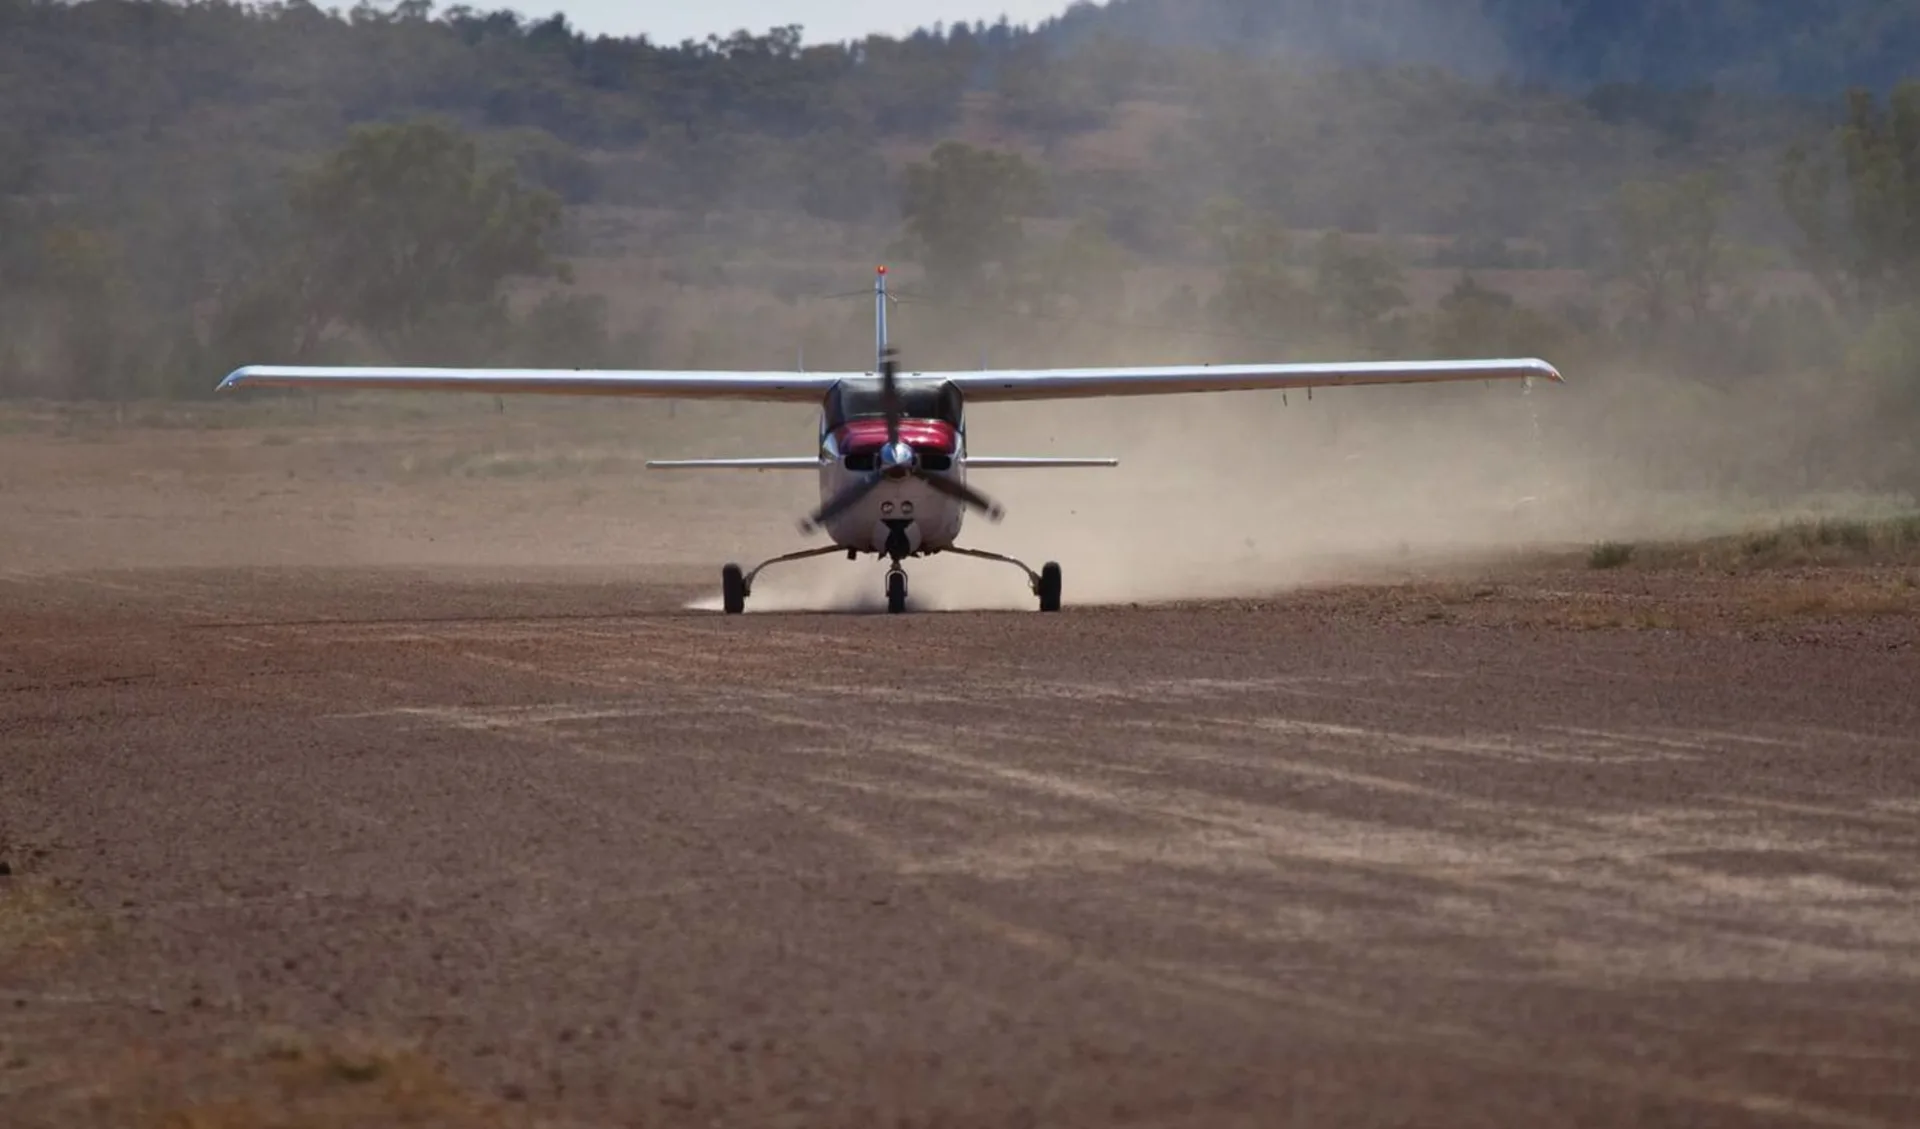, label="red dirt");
[3,562,1919,1128]
[3,410,1918,1127]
